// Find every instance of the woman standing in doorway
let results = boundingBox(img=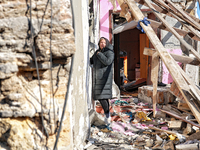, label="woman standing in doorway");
[90,37,114,124]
